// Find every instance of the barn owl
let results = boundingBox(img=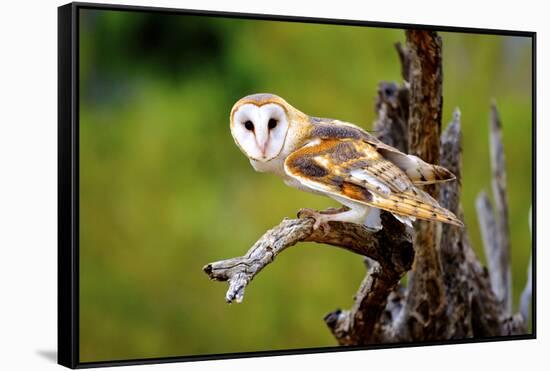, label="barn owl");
[229,93,463,231]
